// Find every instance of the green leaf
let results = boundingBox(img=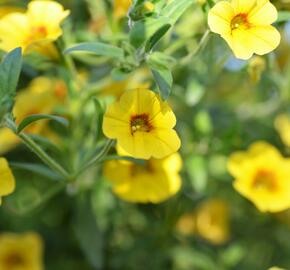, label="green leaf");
[160,0,194,24]
[129,16,171,49]
[74,193,104,270]
[0,47,22,117]
[10,162,61,181]
[64,42,124,60]
[277,11,290,22]
[17,114,69,133]
[147,52,173,99]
